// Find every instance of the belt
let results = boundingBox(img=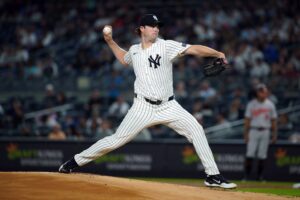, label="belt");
[134,93,174,105]
[250,127,269,131]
